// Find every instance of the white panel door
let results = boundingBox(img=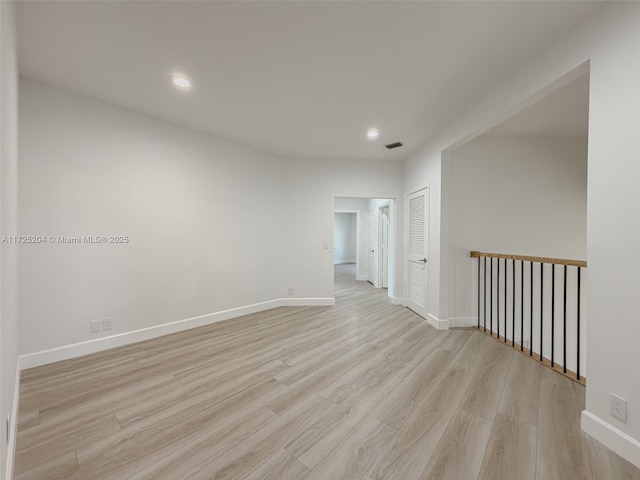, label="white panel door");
[406,188,428,317]
[367,209,375,284]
